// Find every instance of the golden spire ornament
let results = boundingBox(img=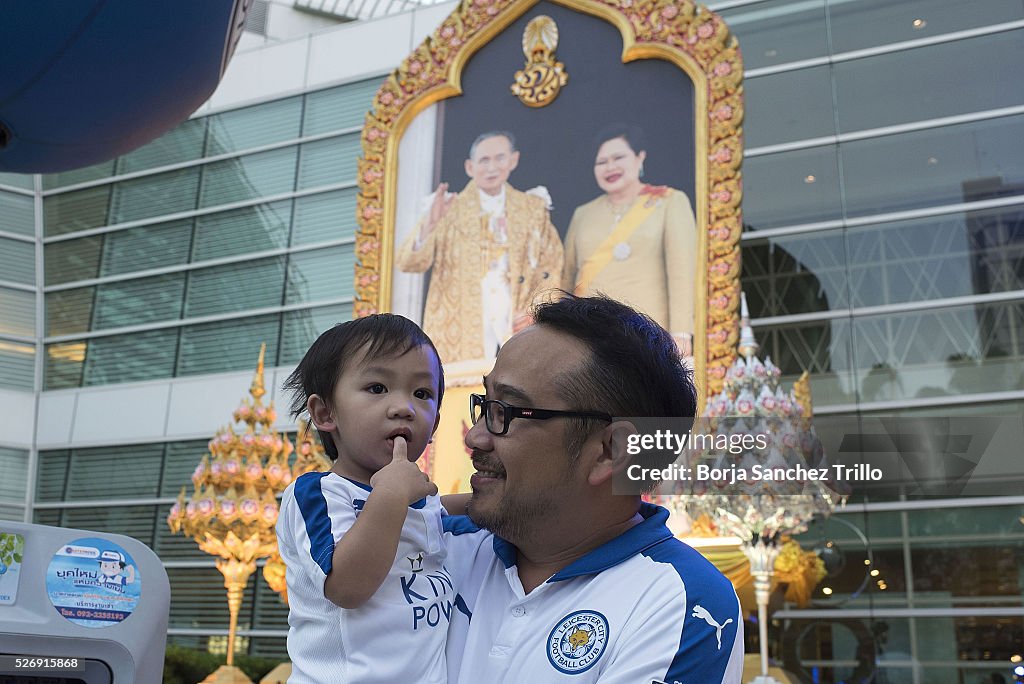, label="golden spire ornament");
[167,344,295,683]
